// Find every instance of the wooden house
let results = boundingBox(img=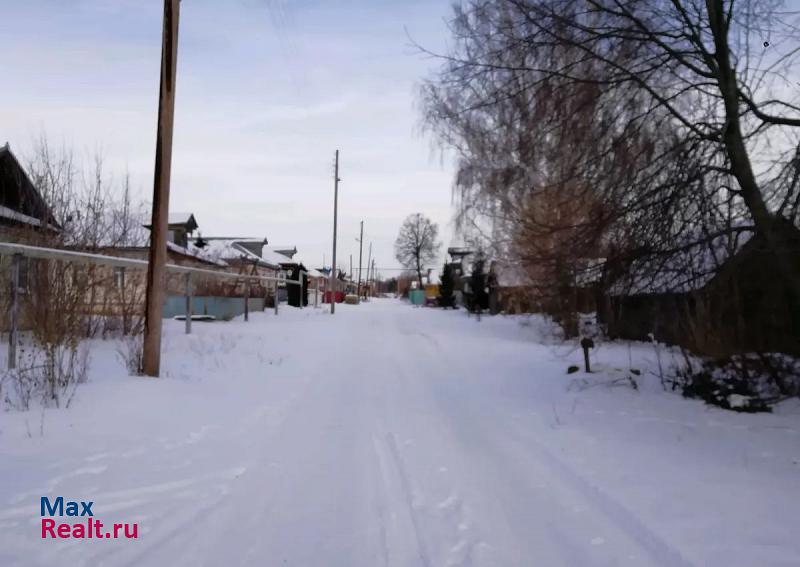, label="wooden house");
[604,224,800,356]
[194,237,282,301]
[0,143,59,240]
